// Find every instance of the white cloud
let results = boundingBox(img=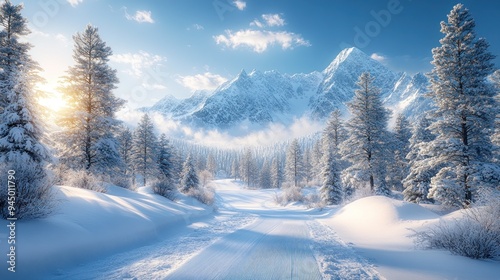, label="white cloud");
[214,29,310,53]
[67,0,83,7]
[251,14,286,28]
[110,51,166,77]
[233,0,246,11]
[250,20,264,28]
[188,24,204,31]
[262,14,286,27]
[125,10,155,23]
[370,53,387,63]
[171,116,322,149]
[177,72,228,91]
[118,110,324,150]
